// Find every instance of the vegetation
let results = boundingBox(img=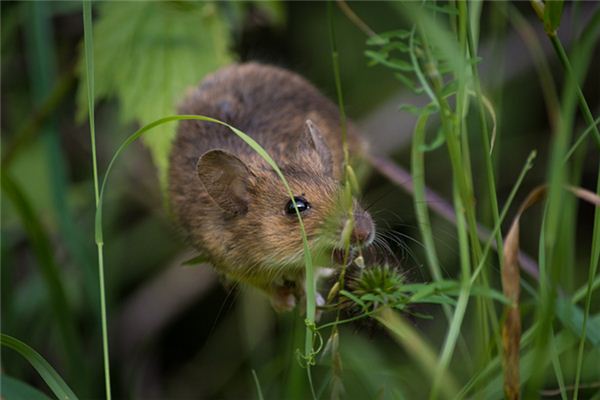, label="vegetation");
[1,1,599,399]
